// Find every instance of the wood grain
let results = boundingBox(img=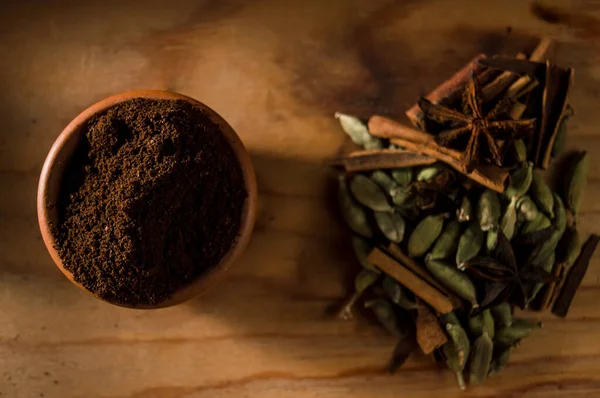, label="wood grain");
[2,0,600,397]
